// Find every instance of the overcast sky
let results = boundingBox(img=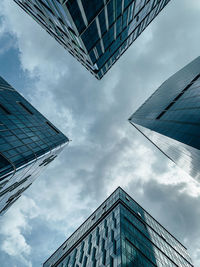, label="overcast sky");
[0,0,200,266]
